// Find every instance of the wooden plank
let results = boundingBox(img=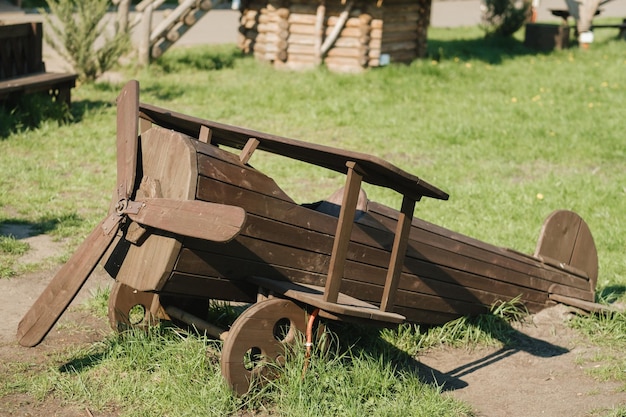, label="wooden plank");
[569,214,598,285]
[197,149,295,203]
[249,276,405,324]
[367,202,593,292]
[0,73,76,98]
[17,216,119,346]
[324,162,363,303]
[549,284,594,302]
[535,210,580,265]
[199,125,212,143]
[116,80,139,199]
[161,272,258,302]
[129,198,245,242]
[139,102,449,201]
[195,176,580,299]
[115,126,197,292]
[196,176,583,300]
[380,196,414,312]
[177,228,550,313]
[549,294,622,314]
[239,137,260,164]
